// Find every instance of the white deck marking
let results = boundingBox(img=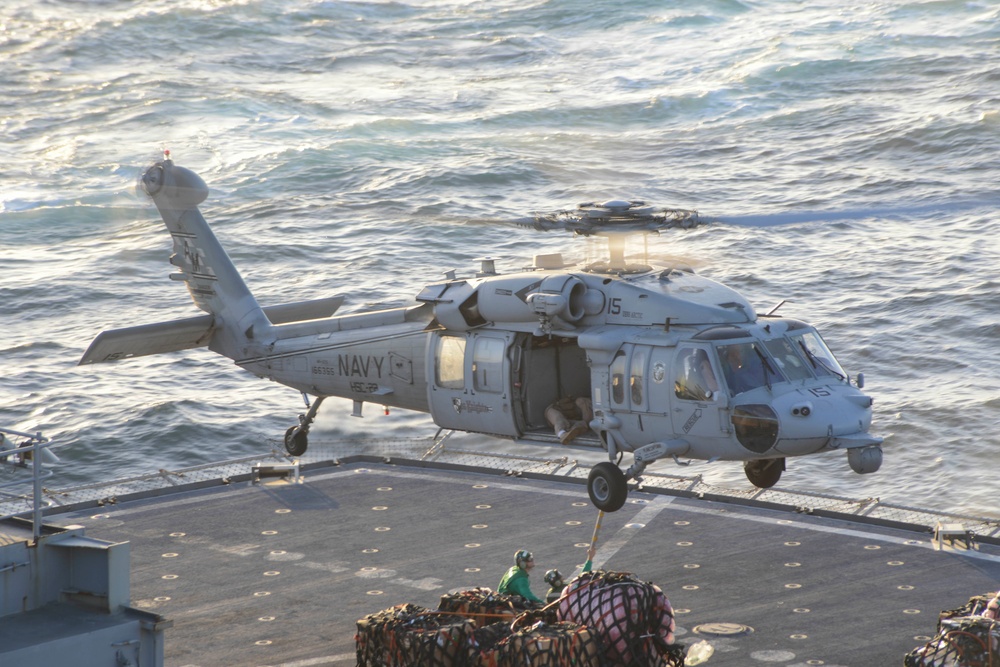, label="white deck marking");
[590,497,676,570]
